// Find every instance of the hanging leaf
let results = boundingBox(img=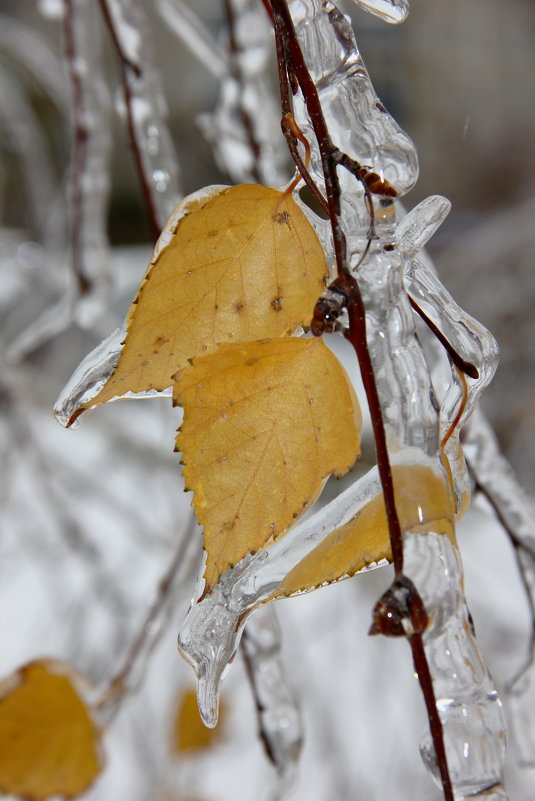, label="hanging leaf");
[72,184,328,422]
[0,660,103,801]
[273,463,455,598]
[174,337,362,591]
[172,687,225,754]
